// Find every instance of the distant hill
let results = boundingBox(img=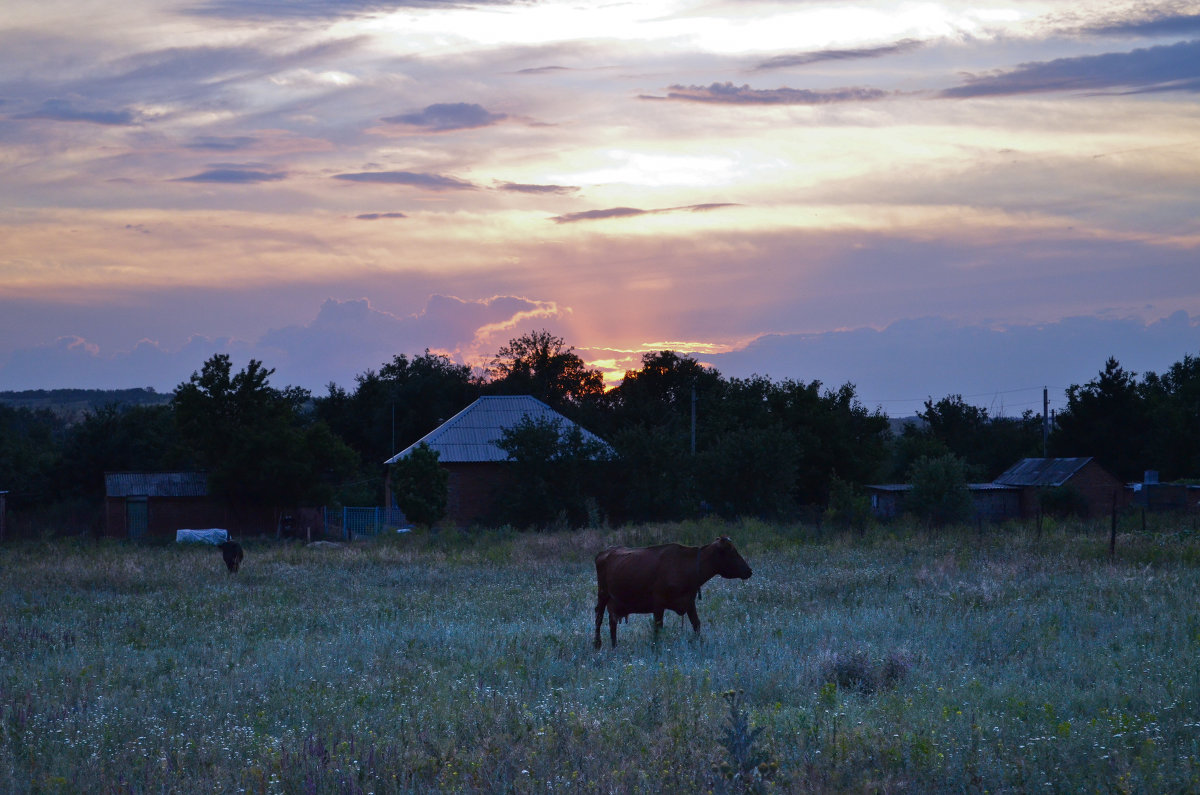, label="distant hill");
[0,388,171,423]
